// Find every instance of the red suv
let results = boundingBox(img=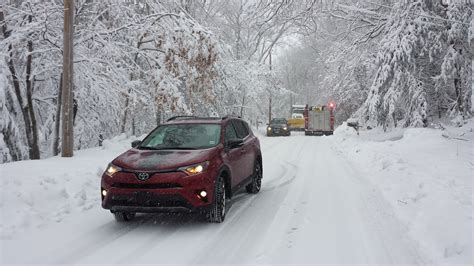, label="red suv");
[101,116,262,223]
